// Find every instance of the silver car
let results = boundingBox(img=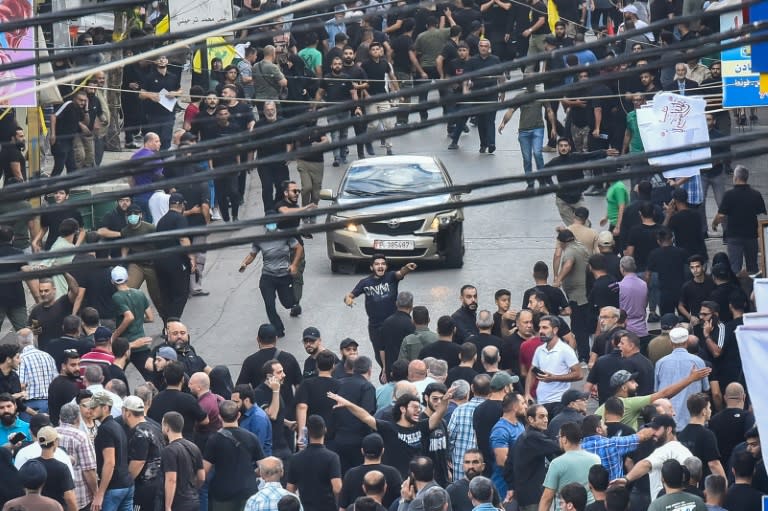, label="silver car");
[319,155,465,273]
